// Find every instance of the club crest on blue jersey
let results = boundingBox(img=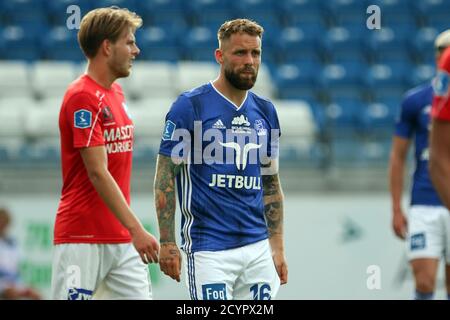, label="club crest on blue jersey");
[432,71,449,96]
[74,109,92,128]
[67,287,93,300]
[162,120,176,141]
[254,119,267,136]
